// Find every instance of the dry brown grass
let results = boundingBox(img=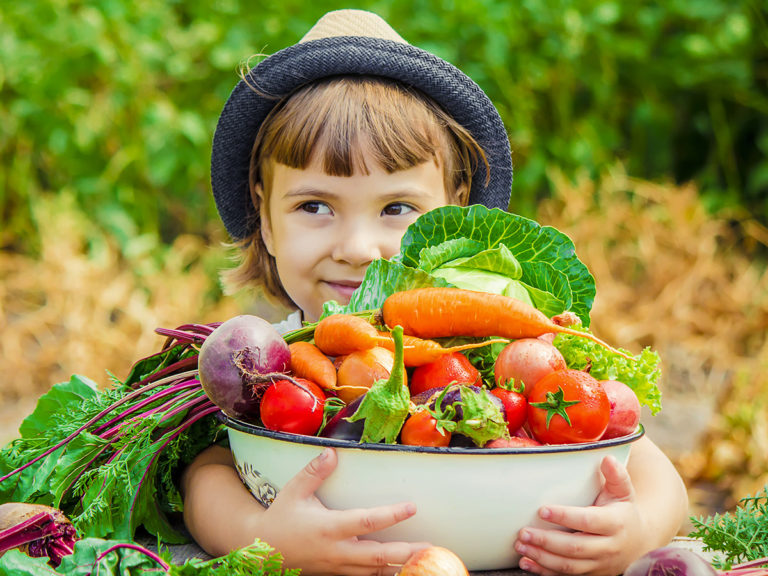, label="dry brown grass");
[0,193,247,406]
[1,171,767,513]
